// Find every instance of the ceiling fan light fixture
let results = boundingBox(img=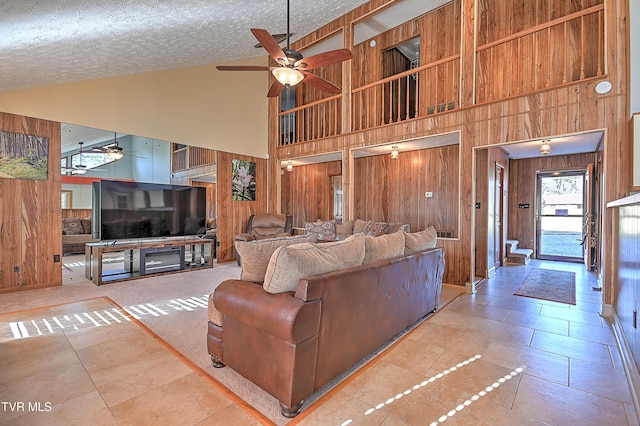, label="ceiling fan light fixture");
[540,140,551,156]
[272,67,304,87]
[108,151,124,160]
